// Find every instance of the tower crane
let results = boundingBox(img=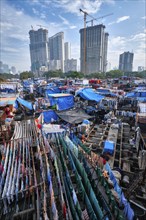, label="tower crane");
[86,13,113,26]
[80,8,95,74]
[80,8,113,74]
